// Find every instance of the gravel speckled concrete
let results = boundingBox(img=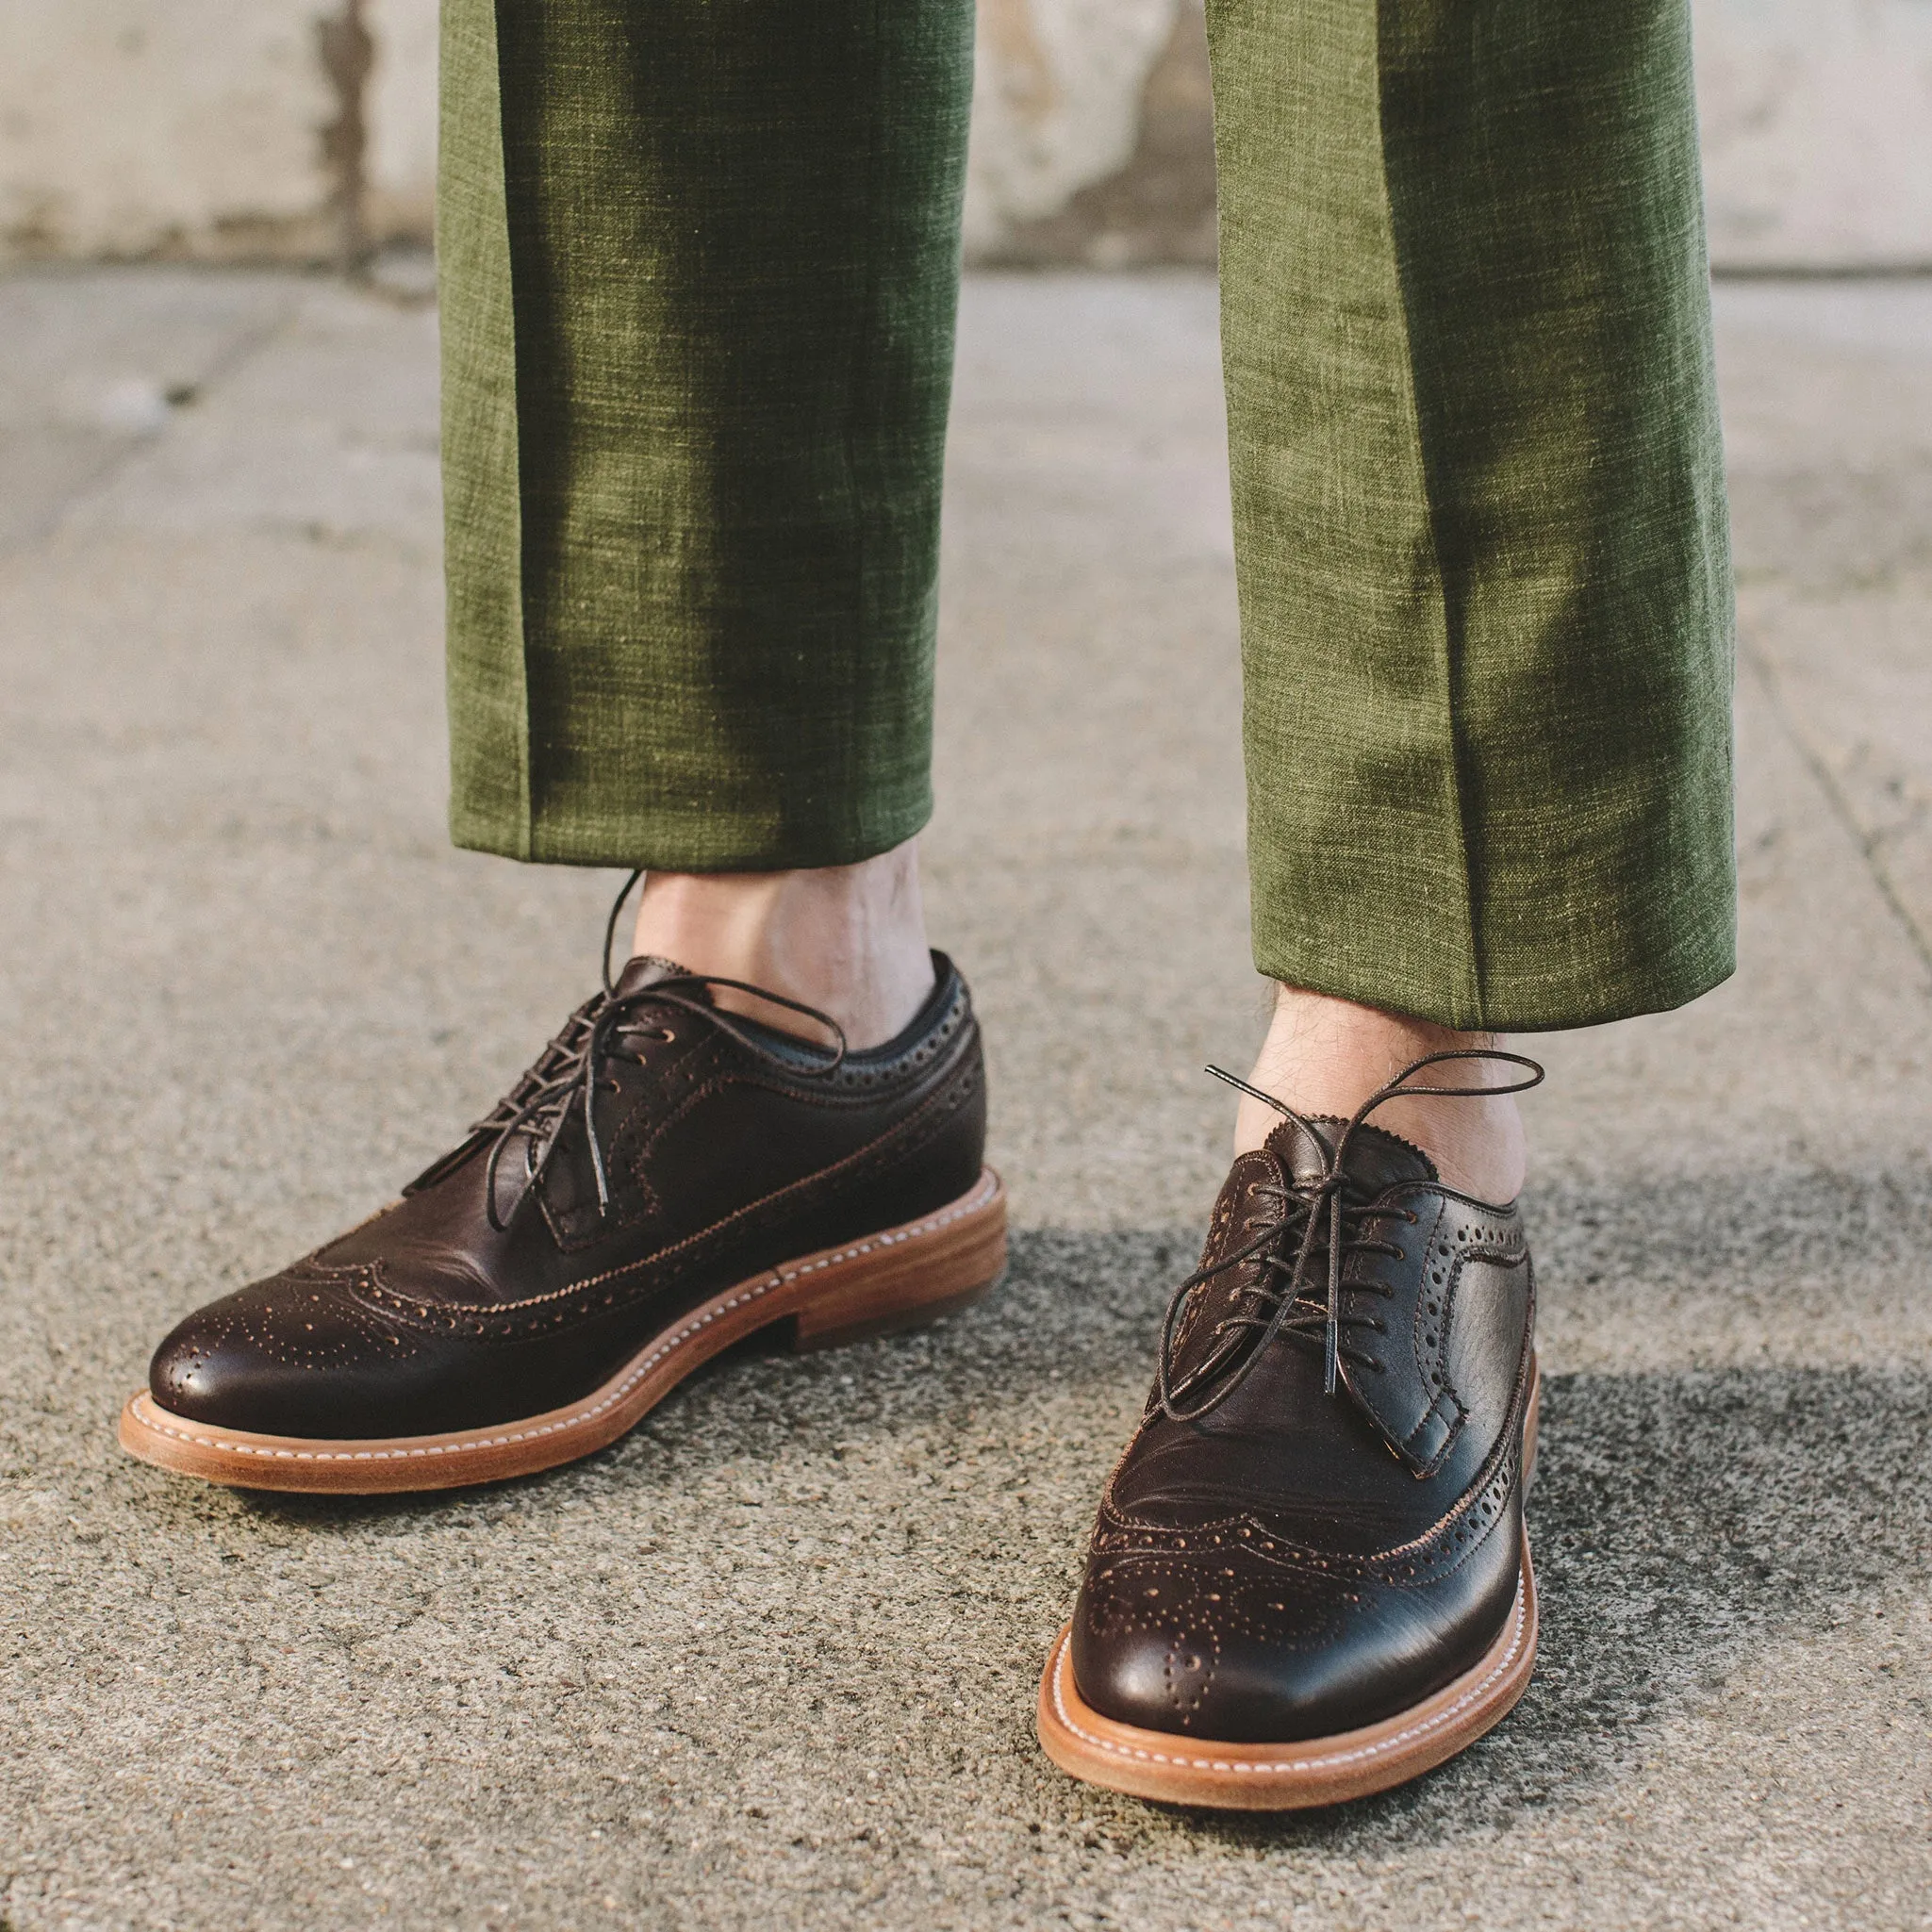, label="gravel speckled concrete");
[1,269,1928,1930]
